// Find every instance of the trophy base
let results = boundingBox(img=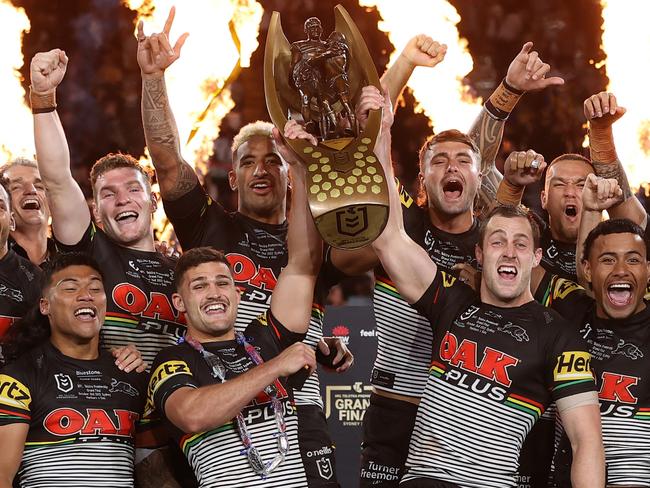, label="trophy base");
[314,203,388,250]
